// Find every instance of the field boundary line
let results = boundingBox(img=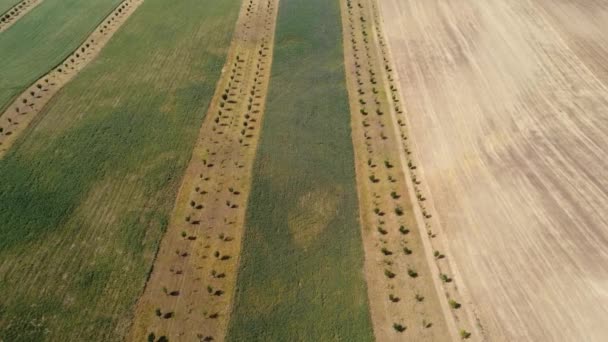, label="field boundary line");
[372,0,485,340]
[0,0,145,158]
[0,0,43,33]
